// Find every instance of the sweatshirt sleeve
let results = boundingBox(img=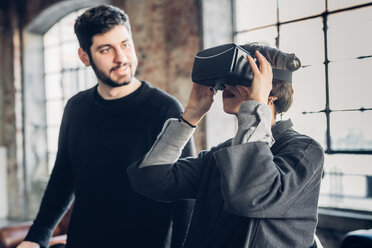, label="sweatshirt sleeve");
[24,101,75,248]
[140,119,195,167]
[232,100,274,146]
[159,97,196,248]
[130,100,275,205]
[128,119,212,201]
